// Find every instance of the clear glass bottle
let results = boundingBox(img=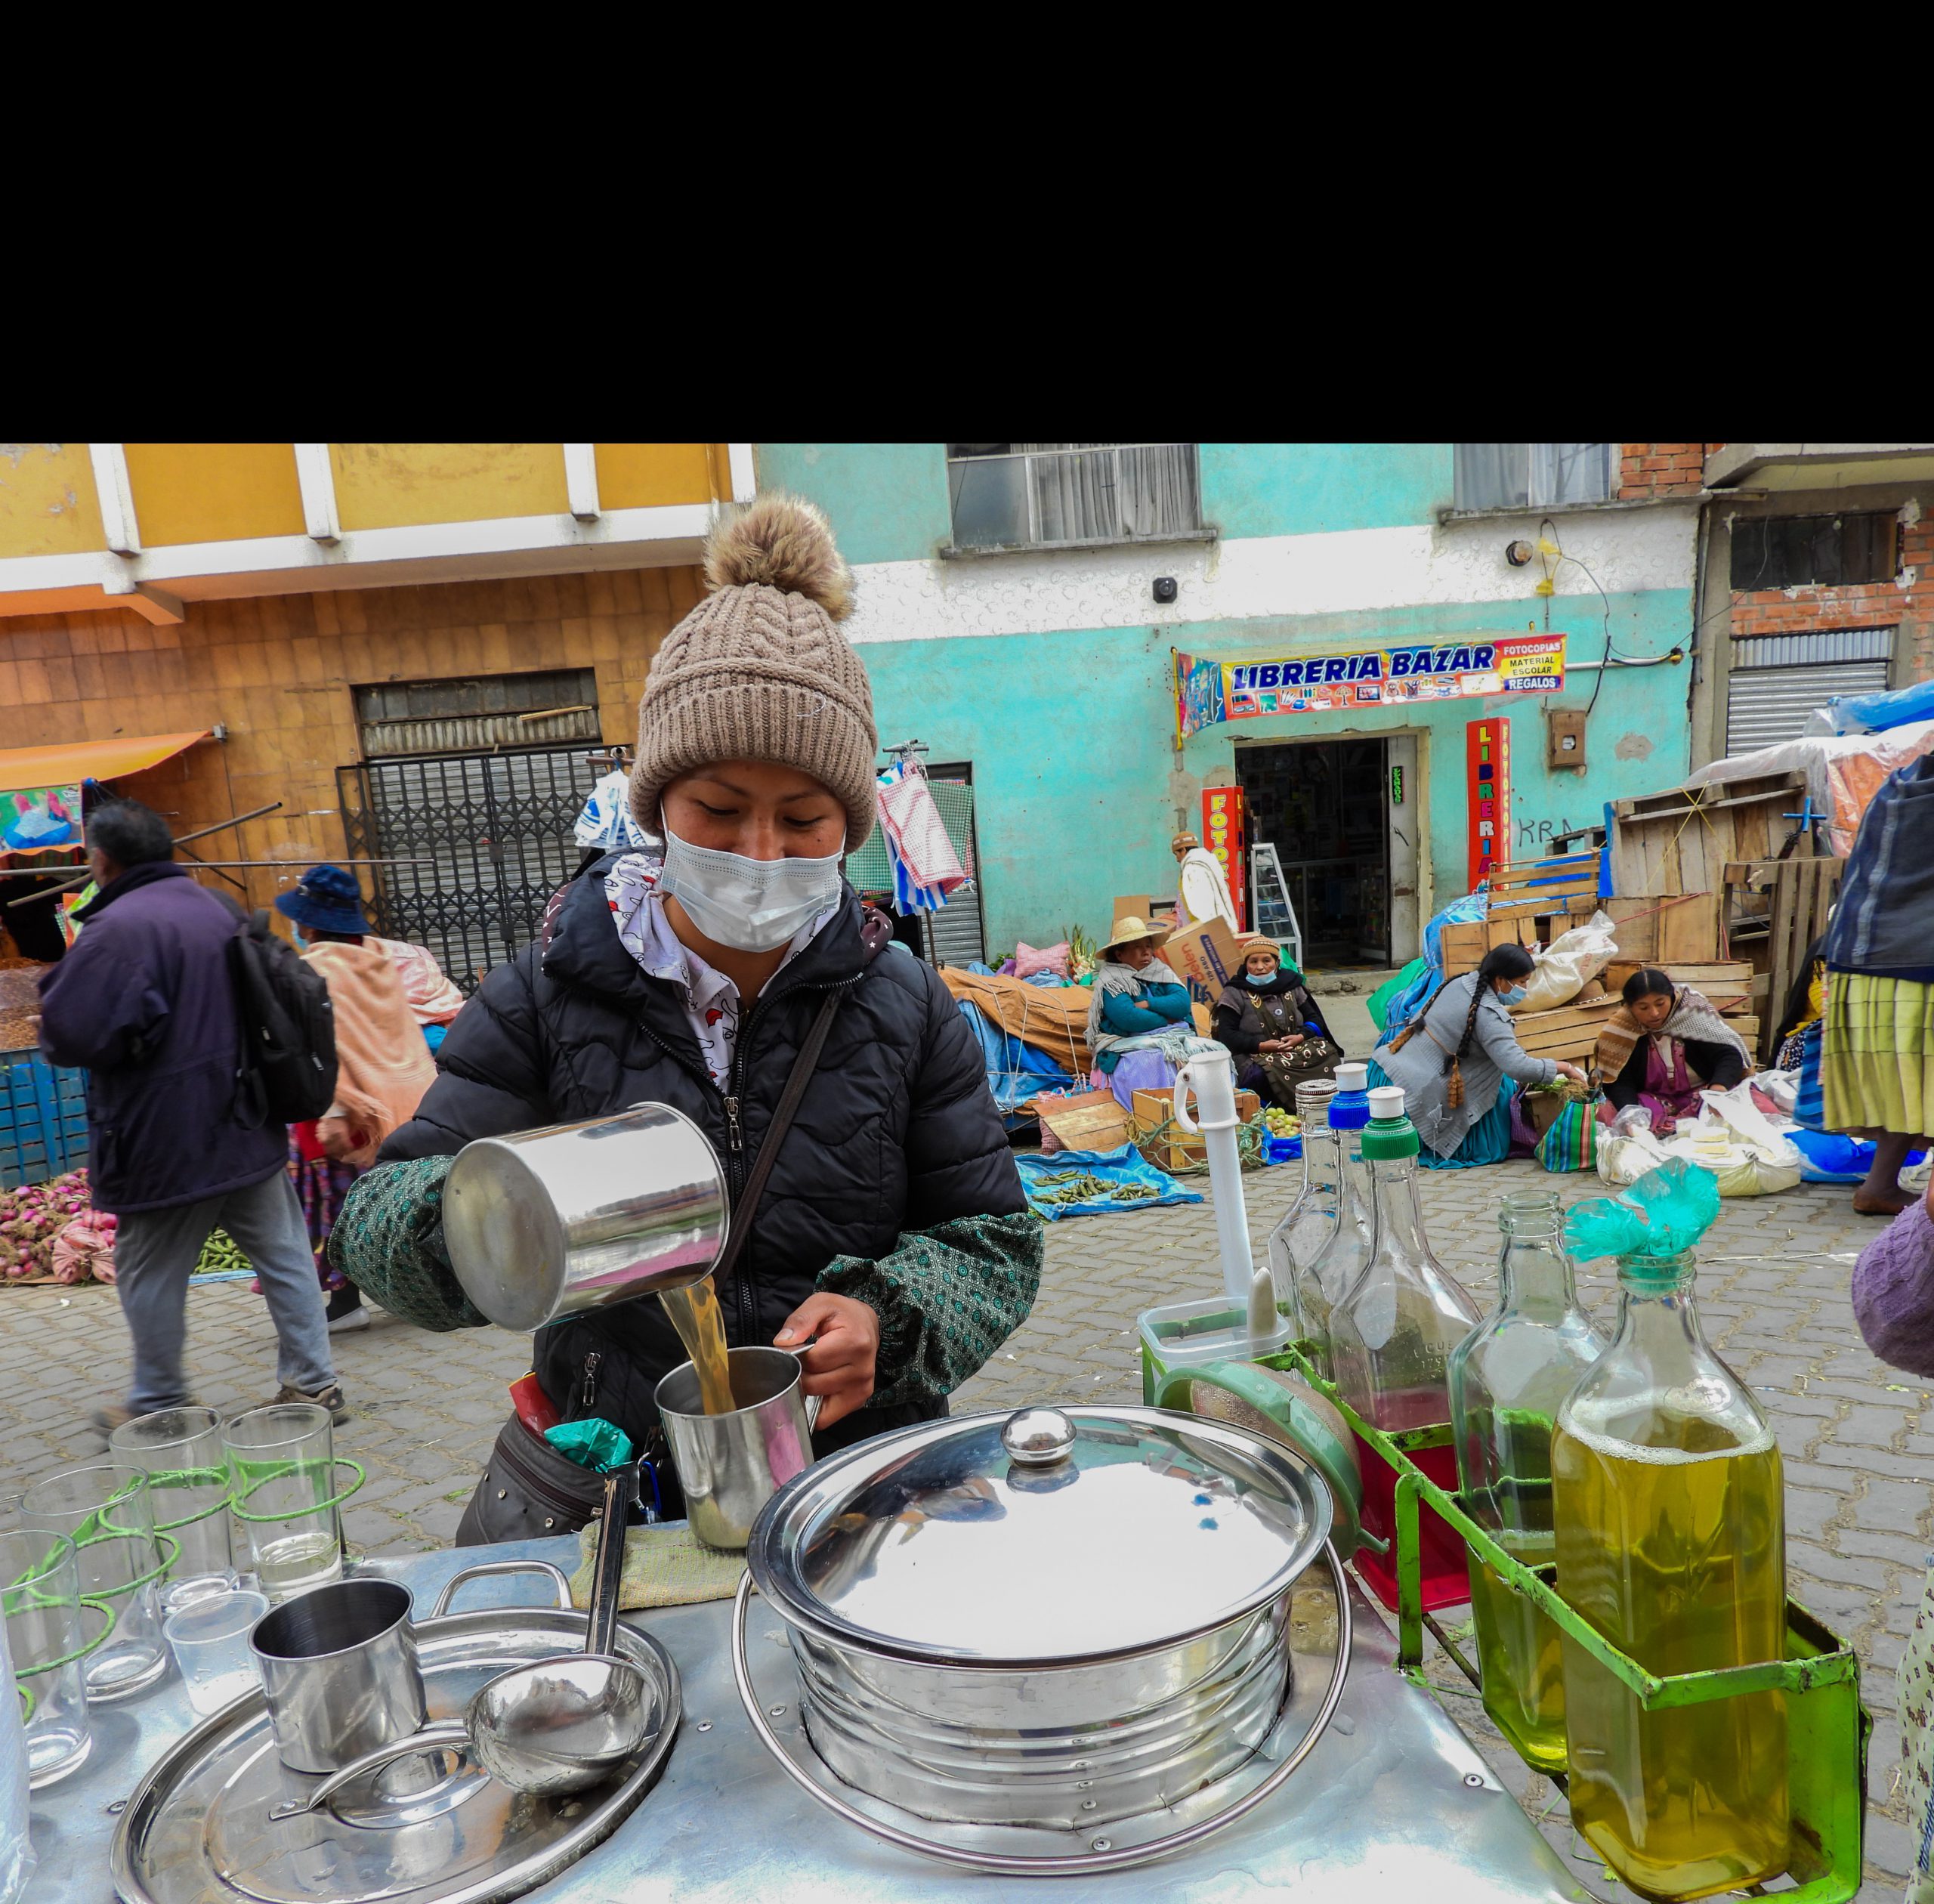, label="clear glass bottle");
[1267,1078,1338,1330]
[1447,1193,1606,1775]
[1291,1065,1376,1381]
[1553,1249,1787,1900]
[1329,1084,1483,1612]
